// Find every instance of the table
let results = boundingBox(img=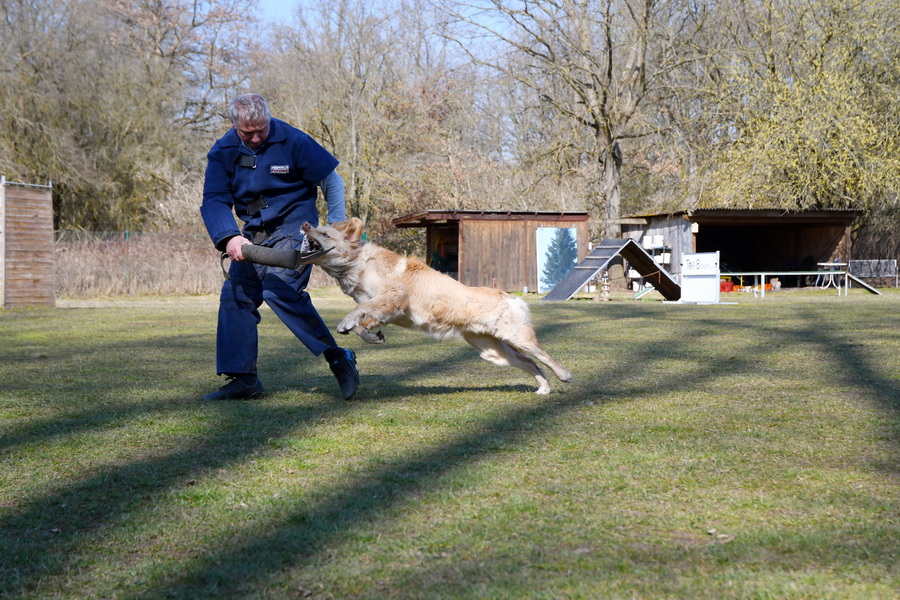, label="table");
[817,263,848,290]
